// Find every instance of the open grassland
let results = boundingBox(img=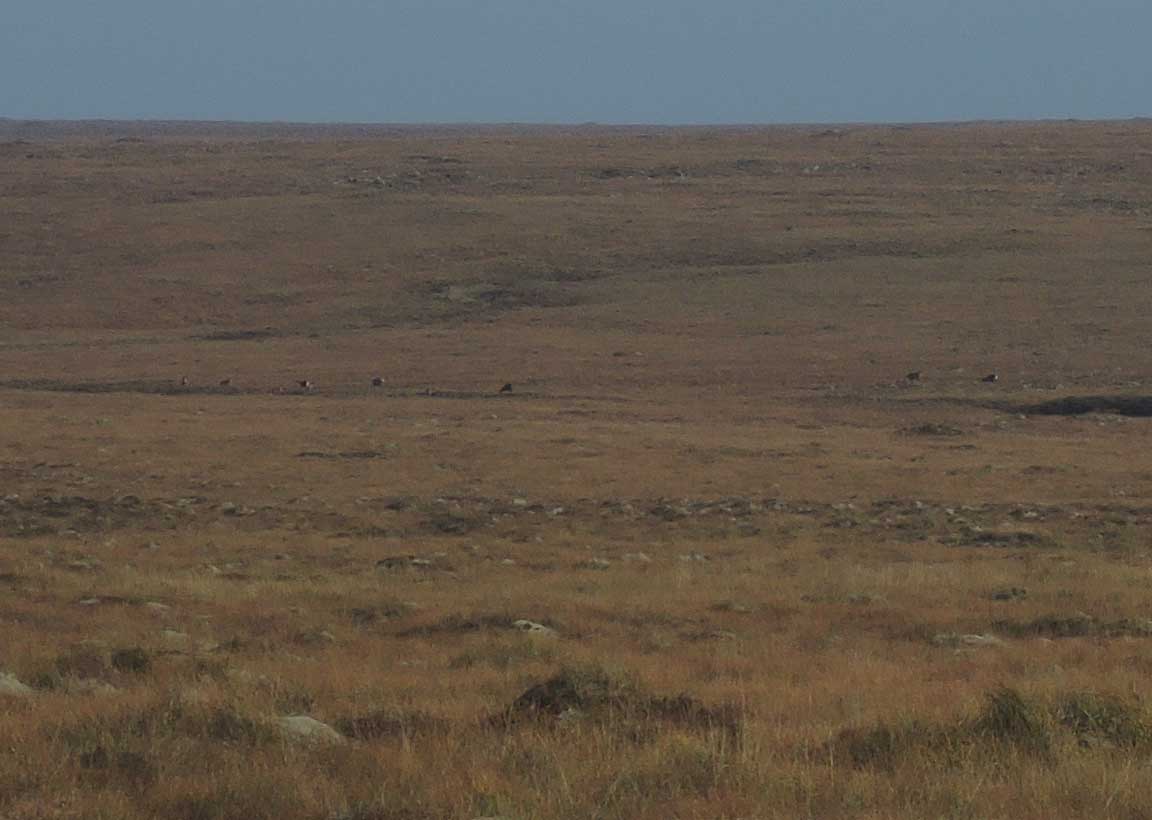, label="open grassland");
[2,118,1152,819]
